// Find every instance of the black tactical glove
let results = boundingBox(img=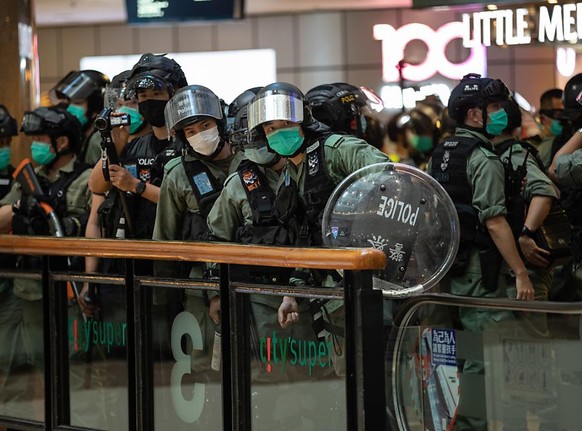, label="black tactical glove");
[12,194,42,218]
